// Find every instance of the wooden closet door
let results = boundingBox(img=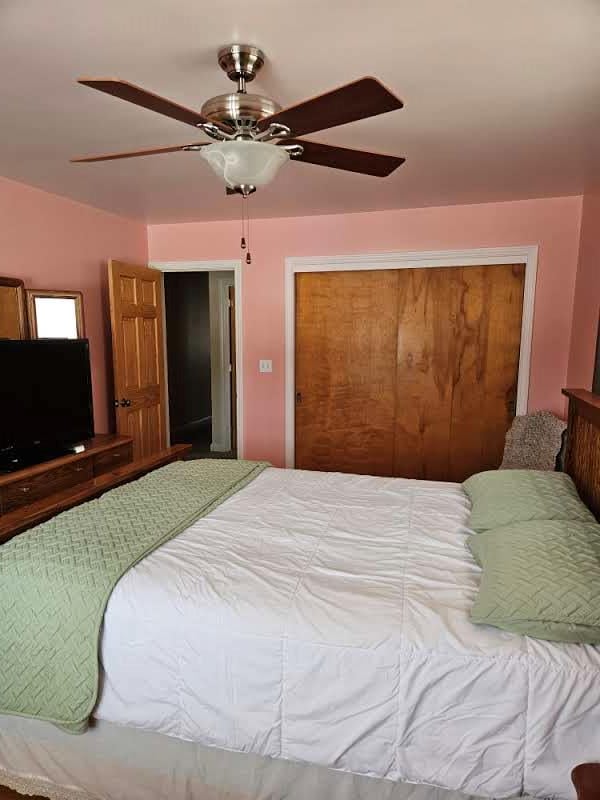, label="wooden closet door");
[394,264,525,482]
[447,264,525,480]
[392,267,461,481]
[295,270,400,476]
